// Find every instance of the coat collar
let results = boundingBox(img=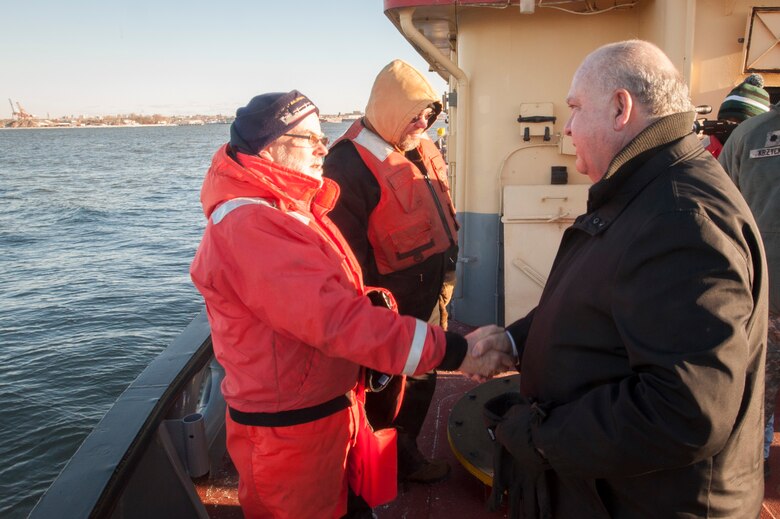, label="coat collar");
[575,112,698,235]
[234,150,329,213]
[201,144,340,220]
